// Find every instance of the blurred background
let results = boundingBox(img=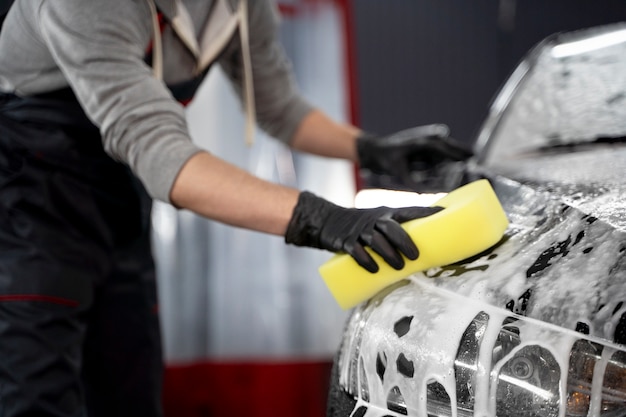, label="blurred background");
[154,1,626,416]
